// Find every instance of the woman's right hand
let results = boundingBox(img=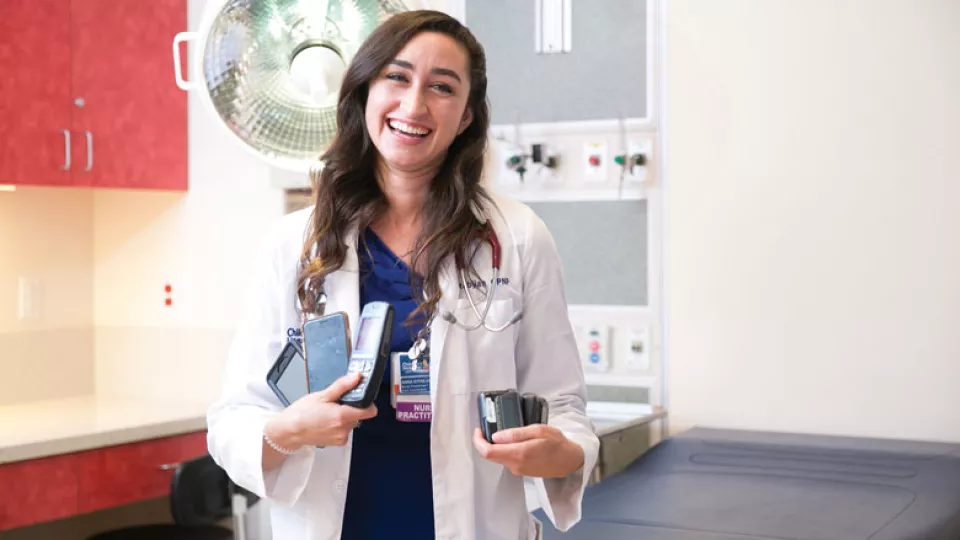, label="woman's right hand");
[264,372,378,452]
